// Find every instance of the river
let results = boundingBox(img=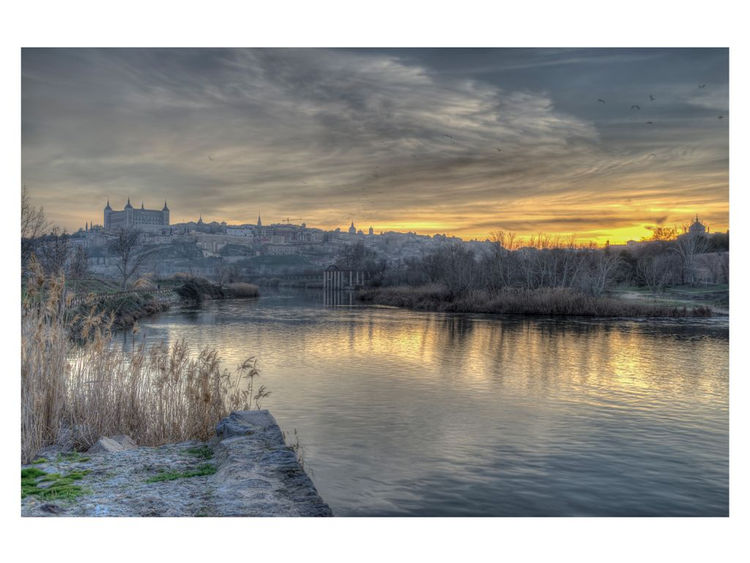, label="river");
[130,289,729,516]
